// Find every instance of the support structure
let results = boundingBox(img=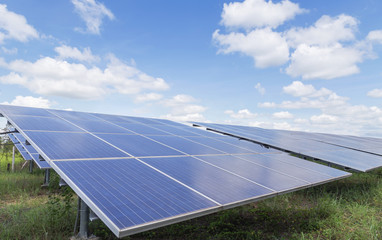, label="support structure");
[29,160,34,173]
[79,199,90,238]
[41,169,50,187]
[12,146,15,172]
